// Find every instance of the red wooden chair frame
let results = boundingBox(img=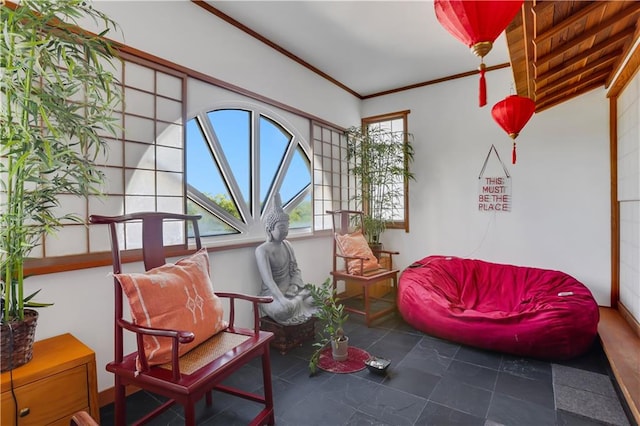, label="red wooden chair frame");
[90,212,275,425]
[327,210,399,327]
